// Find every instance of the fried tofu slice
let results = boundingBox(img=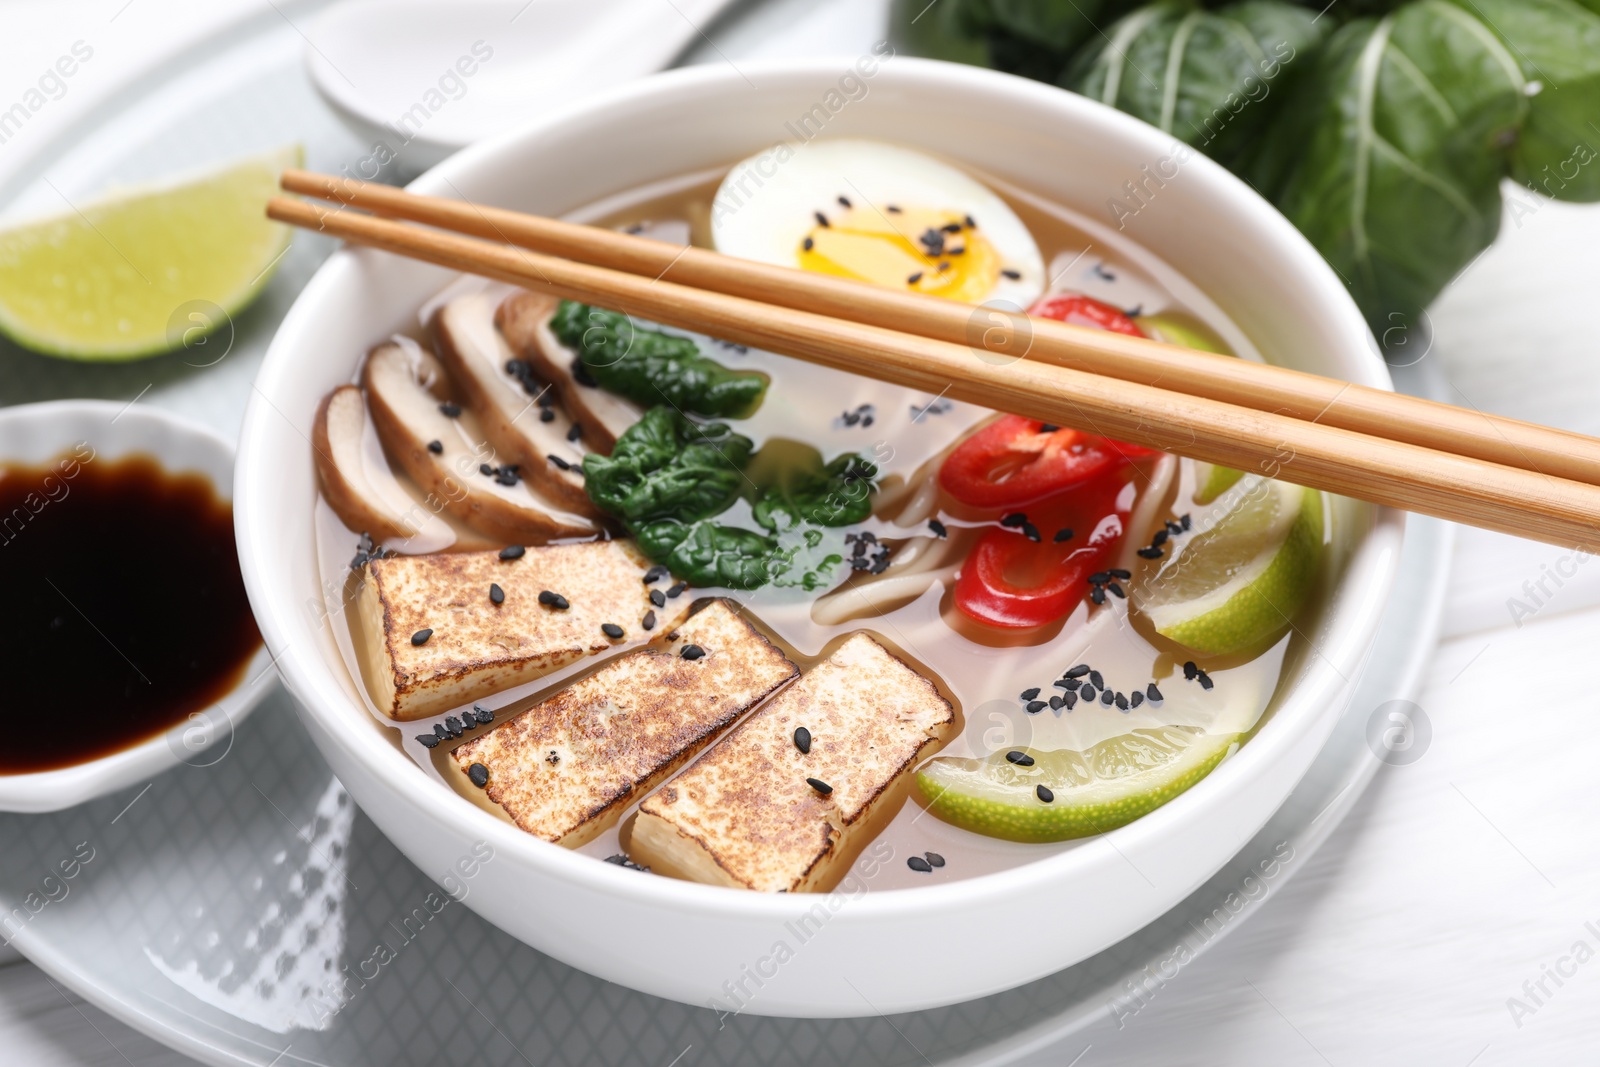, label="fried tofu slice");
[630,633,954,892]
[453,600,797,848]
[355,540,687,720]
